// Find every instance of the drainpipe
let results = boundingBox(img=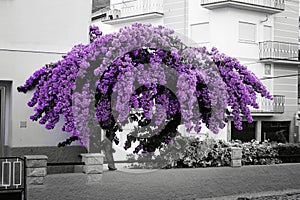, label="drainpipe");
[184,0,188,44]
[260,15,269,23]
